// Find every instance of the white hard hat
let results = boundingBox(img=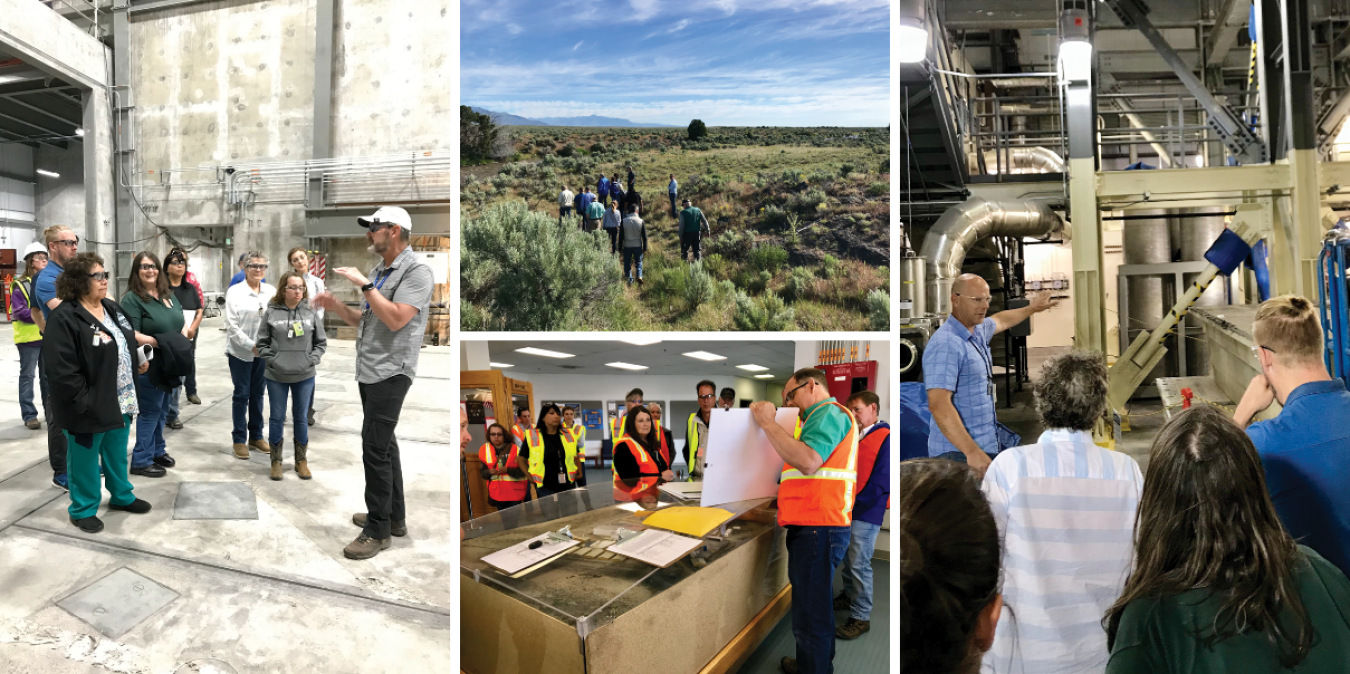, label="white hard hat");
[22,242,47,260]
